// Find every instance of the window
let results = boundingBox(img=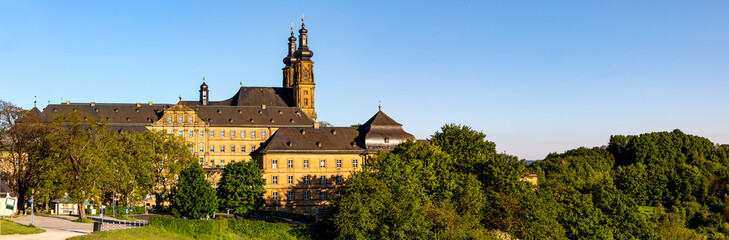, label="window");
[221,160,225,165]
[272,192,278,200]
[320,191,326,200]
[288,176,293,185]
[288,191,294,201]
[288,159,293,169]
[210,131,214,137]
[231,130,235,138]
[336,175,343,184]
[303,160,309,168]
[305,98,309,106]
[320,159,326,168]
[272,176,278,185]
[189,116,193,123]
[336,159,342,168]
[178,116,183,123]
[304,176,310,184]
[210,145,215,152]
[241,146,246,153]
[320,176,326,185]
[220,145,225,153]
[200,130,204,137]
[199,158,204,165]
[272,160,278,169]
[167,116,172,122]
[178,130,183,136]
[210,160,214,165]
[262,130,266,138]
[189,130,193,137]
[231,145,235,153]
[353,159,358,168]
[304,192,310,200]
[251,146,256,152]
[241,130,246,138]
[220,130,225,137]
[199,146,204,153]
[189,146,193,152]
[167,130,172,134]
[252,131,256,138]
